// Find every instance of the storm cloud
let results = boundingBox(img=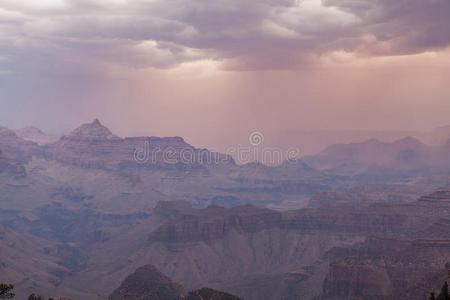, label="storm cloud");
[1,0,449,74]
